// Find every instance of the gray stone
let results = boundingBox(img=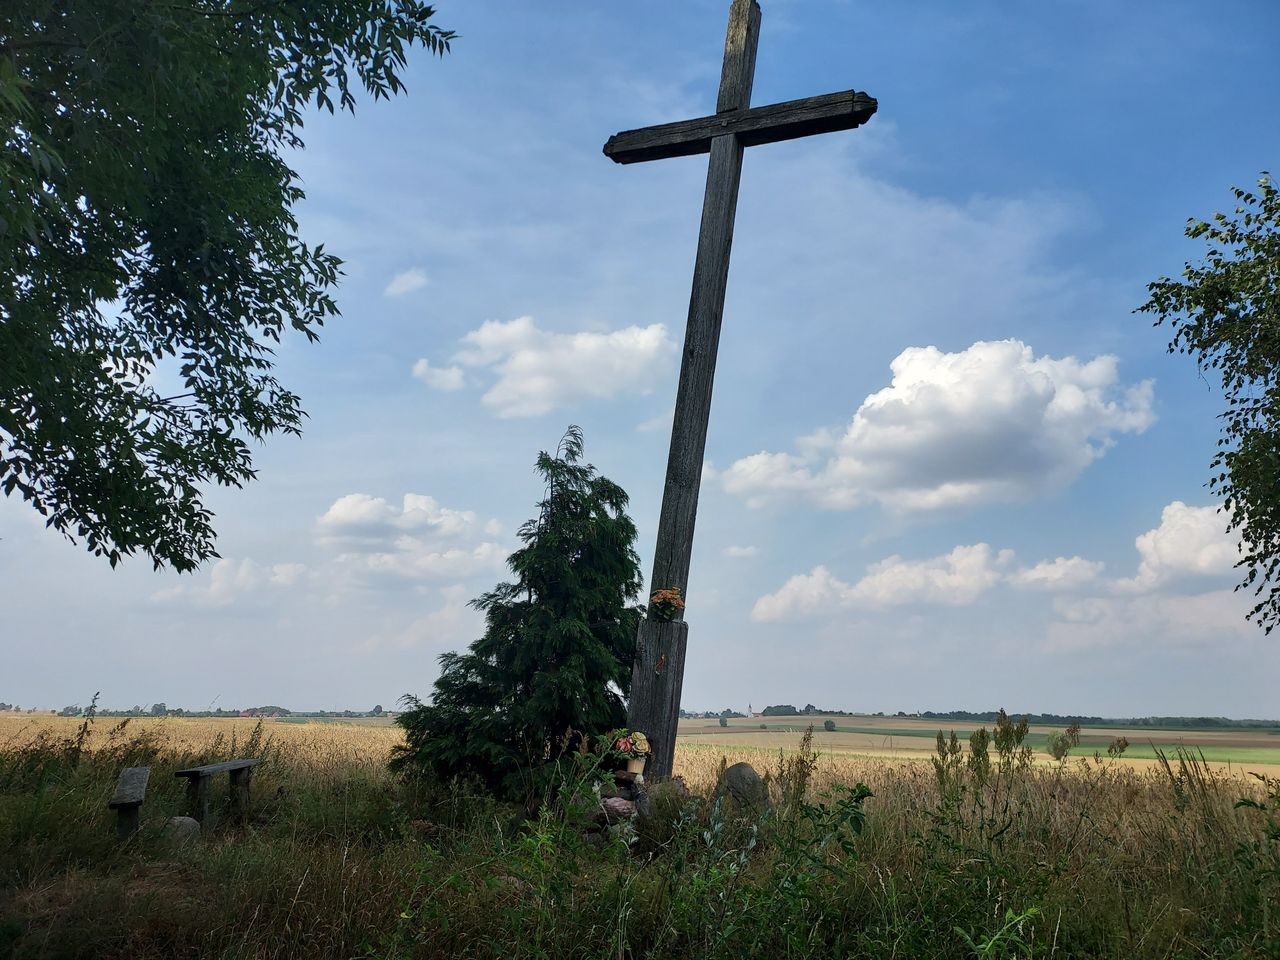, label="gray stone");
[601,796,637,824]
[718,762,768,811]
[162,815,201,847]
